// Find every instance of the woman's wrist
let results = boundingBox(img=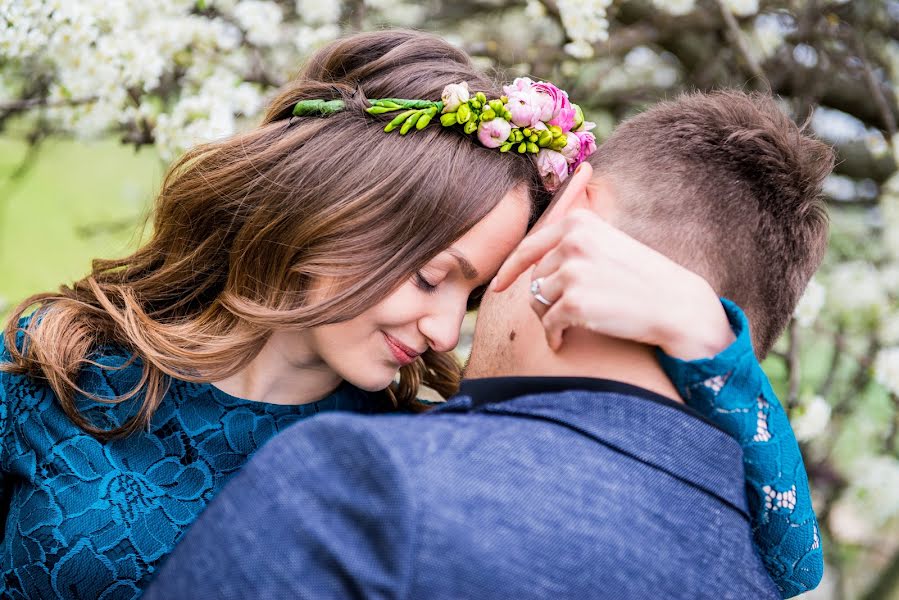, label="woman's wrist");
[656,279,735,361]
